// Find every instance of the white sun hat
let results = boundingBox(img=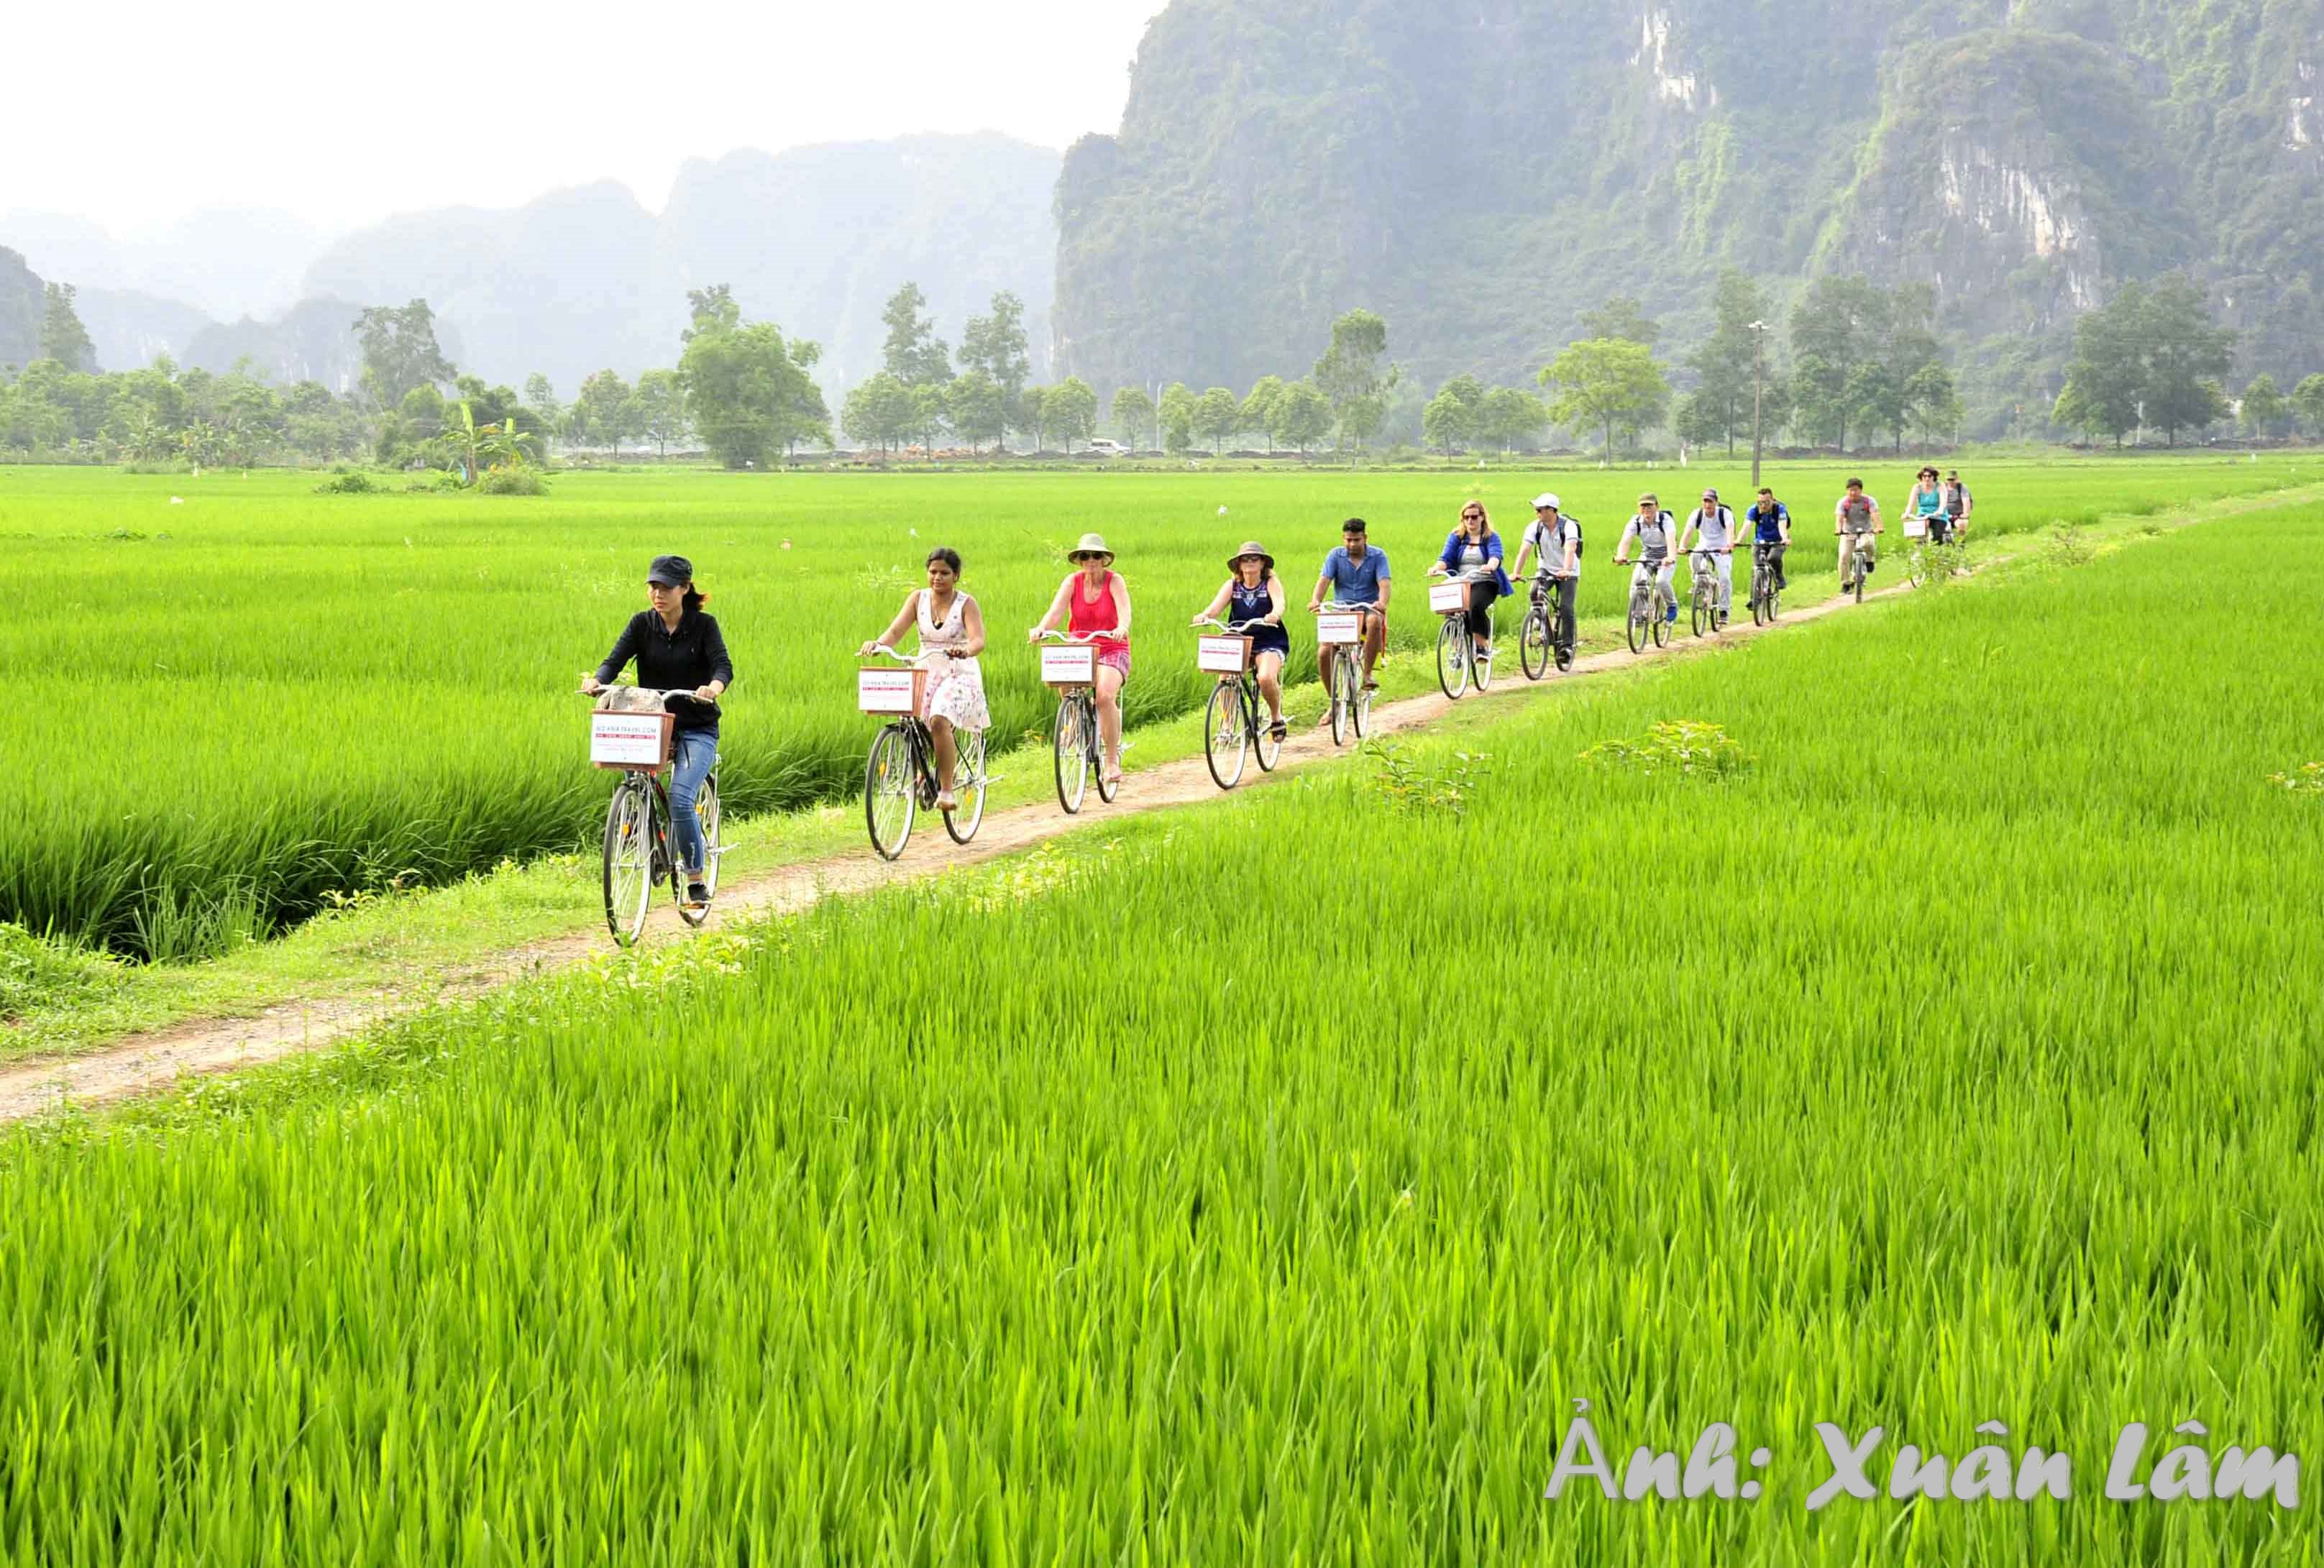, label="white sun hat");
[1532,492,1561,510]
